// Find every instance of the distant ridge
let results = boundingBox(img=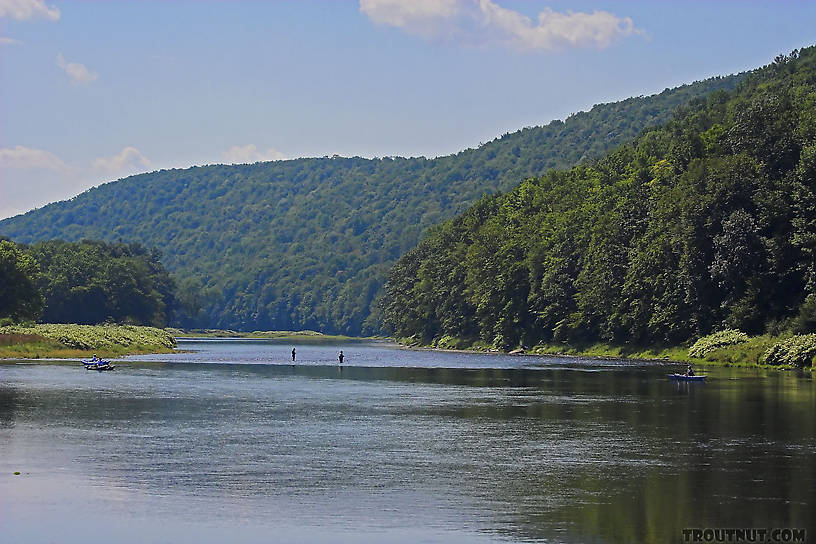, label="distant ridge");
[0,72,744,334]
[382,47,816,347]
